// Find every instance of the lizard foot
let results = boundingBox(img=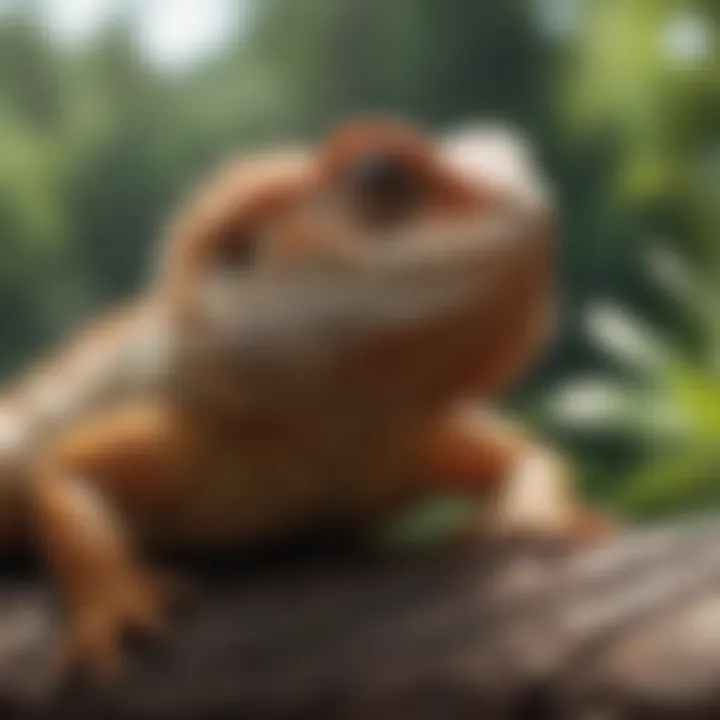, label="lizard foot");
[51,568,186,686]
